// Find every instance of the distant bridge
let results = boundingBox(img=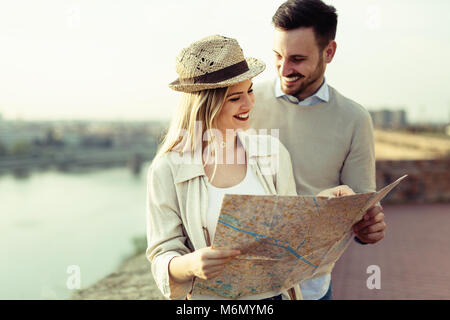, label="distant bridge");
[0,147,155,173]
